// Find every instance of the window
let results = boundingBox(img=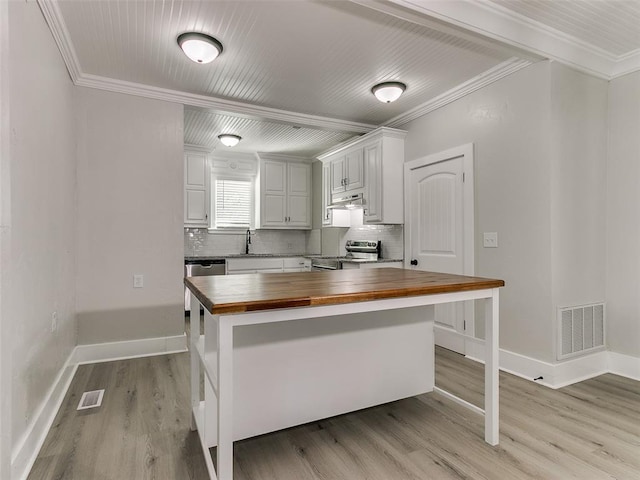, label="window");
[212,177,253,229]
